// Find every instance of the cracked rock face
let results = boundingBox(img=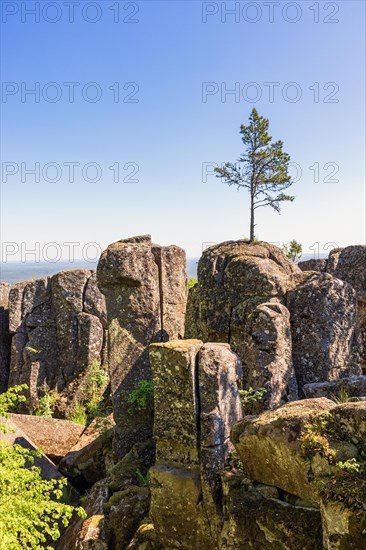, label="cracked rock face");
[149,339,243,549]
[6,270,107,411]
[185,241,300,410]
[0,283,11,392]
[326,246,366,373]
[97,235,187,458]
[287,273,361,394]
